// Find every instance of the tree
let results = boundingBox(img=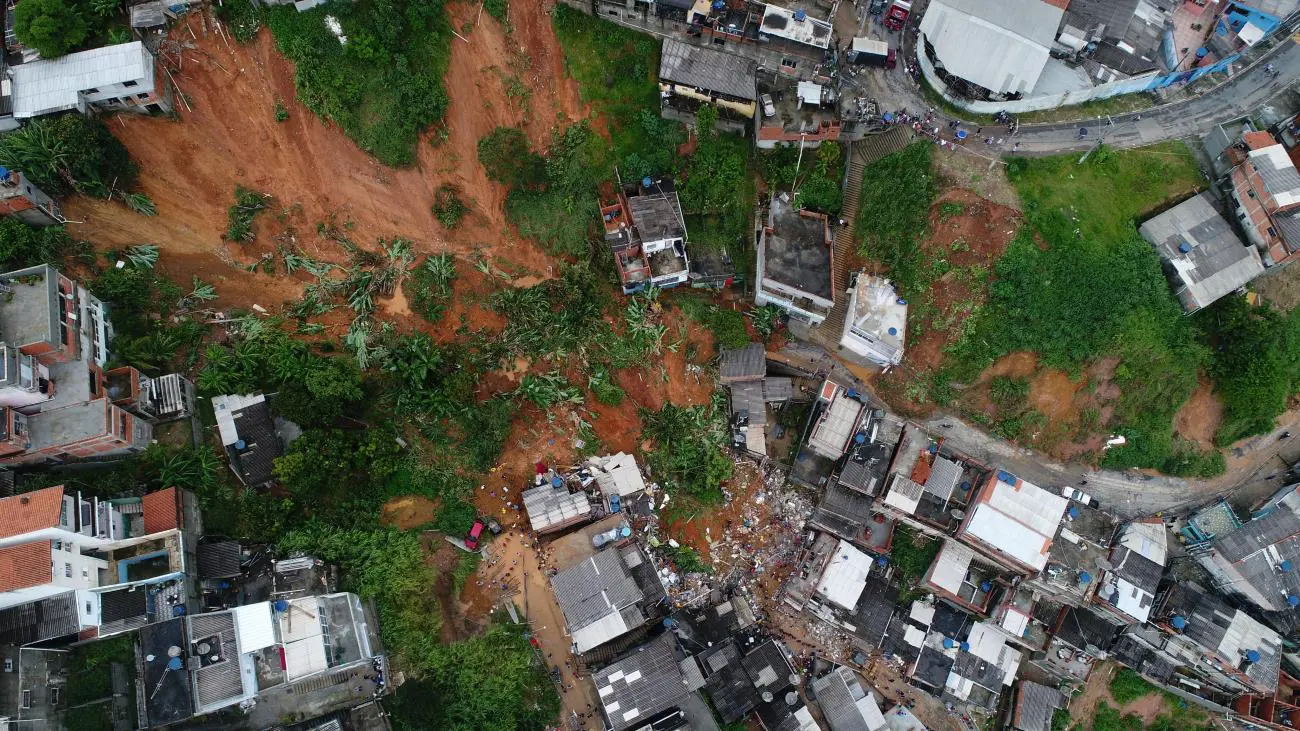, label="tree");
[13,0,90,59]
